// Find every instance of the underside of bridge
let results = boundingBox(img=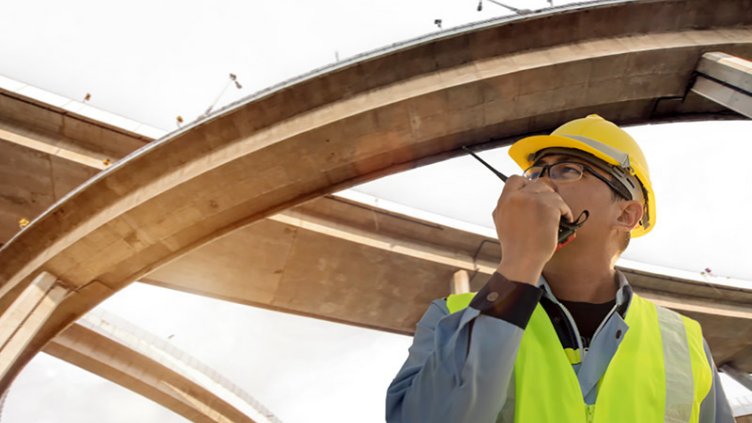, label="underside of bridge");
[46,311,278,423]
[1,0,751,418]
